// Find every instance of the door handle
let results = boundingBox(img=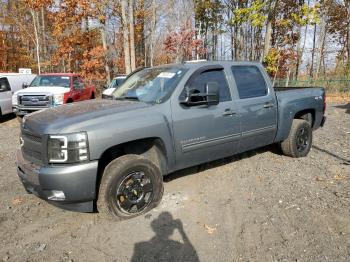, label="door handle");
[222,109,236,116]
[263,102,274,108]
